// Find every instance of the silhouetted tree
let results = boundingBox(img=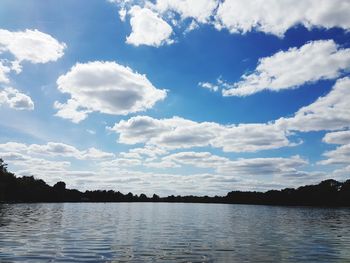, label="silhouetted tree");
[152,194,160,201]
[53,181,66,191]
[139,193,147,201]
[0,158,349,206]
[126,192,134,201]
